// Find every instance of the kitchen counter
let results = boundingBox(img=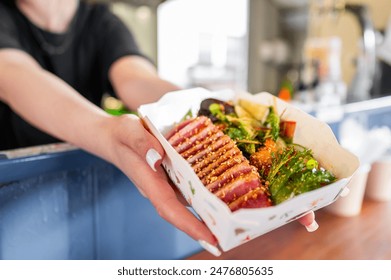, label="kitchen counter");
[188,197,391,260]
